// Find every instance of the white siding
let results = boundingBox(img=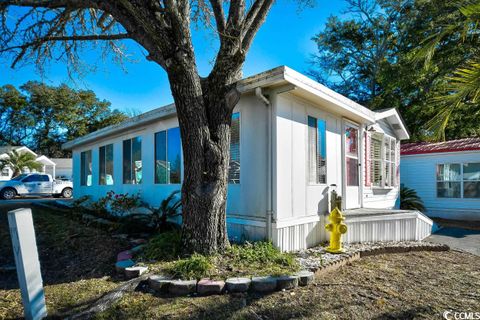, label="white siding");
[401,151,480,220]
